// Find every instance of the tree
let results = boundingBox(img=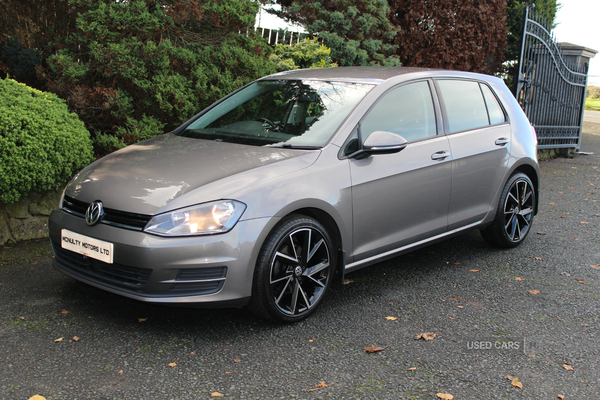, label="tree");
[274,0,401,66]
[42,0,277,155]
[388,0,508,74]
[0,0,81,86]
